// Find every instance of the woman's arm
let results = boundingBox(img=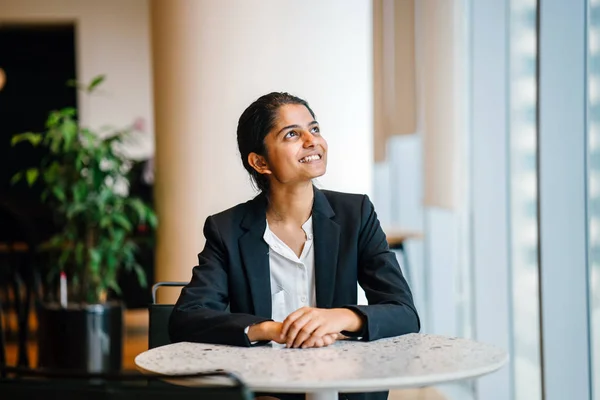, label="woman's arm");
[280,195,419,348]
[168,216,273,347]
[345,195,421,341]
